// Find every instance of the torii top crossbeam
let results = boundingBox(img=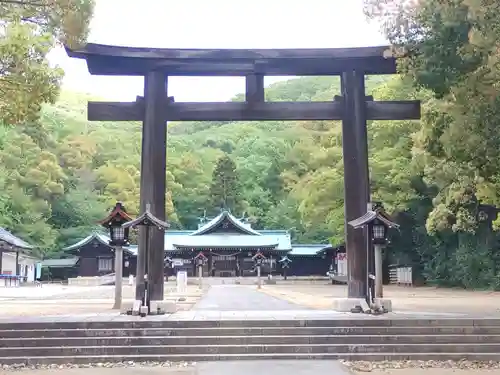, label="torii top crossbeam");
[65,43,397,76]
